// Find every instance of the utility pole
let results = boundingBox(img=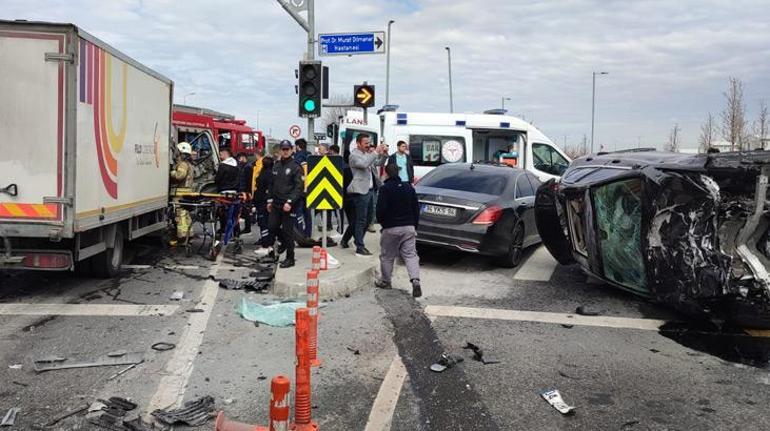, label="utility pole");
[590,71,608,154]
[385,20,395,105]
[306,0,315,143]
[501,96,511,111]
[445,47,453,113]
